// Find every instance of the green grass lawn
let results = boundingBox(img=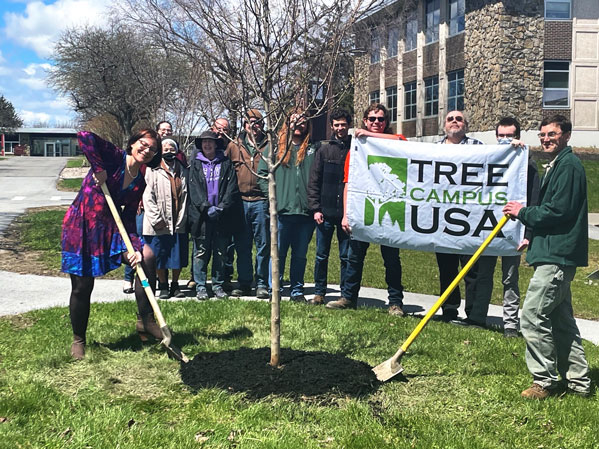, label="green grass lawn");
[1,300,598,448]
[56,178,84,191]
[65,156,86,168]
[15,209,599,320]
